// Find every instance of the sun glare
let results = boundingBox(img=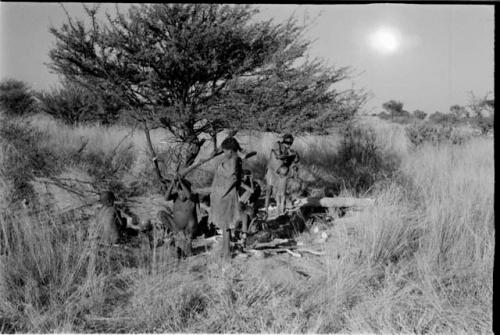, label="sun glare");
[369,27,400,54]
